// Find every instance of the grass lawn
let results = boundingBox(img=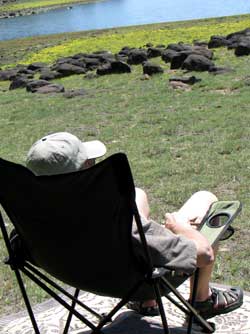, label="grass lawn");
[0,15,250,316]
